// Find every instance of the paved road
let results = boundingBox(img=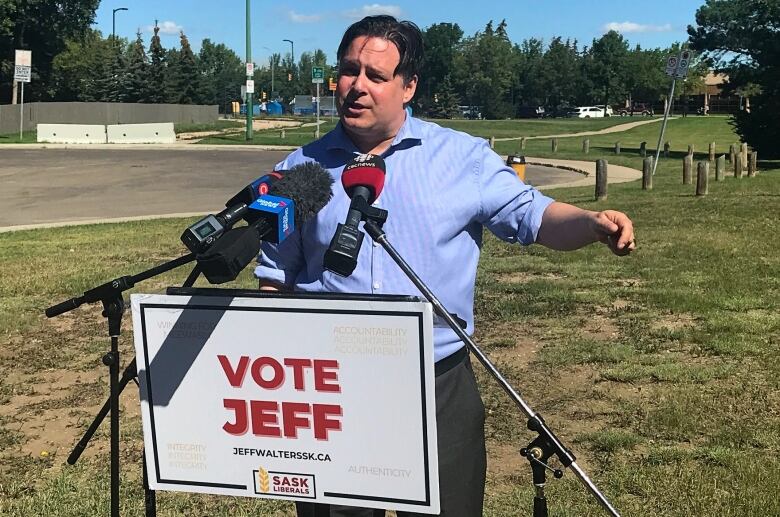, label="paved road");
[0,148,582,229]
